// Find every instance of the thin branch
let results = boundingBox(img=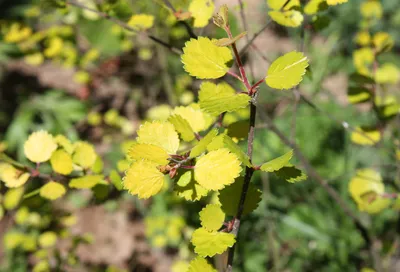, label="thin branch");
[238,0,255,82]
[239,20,271,57]
[66,0,182,55]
